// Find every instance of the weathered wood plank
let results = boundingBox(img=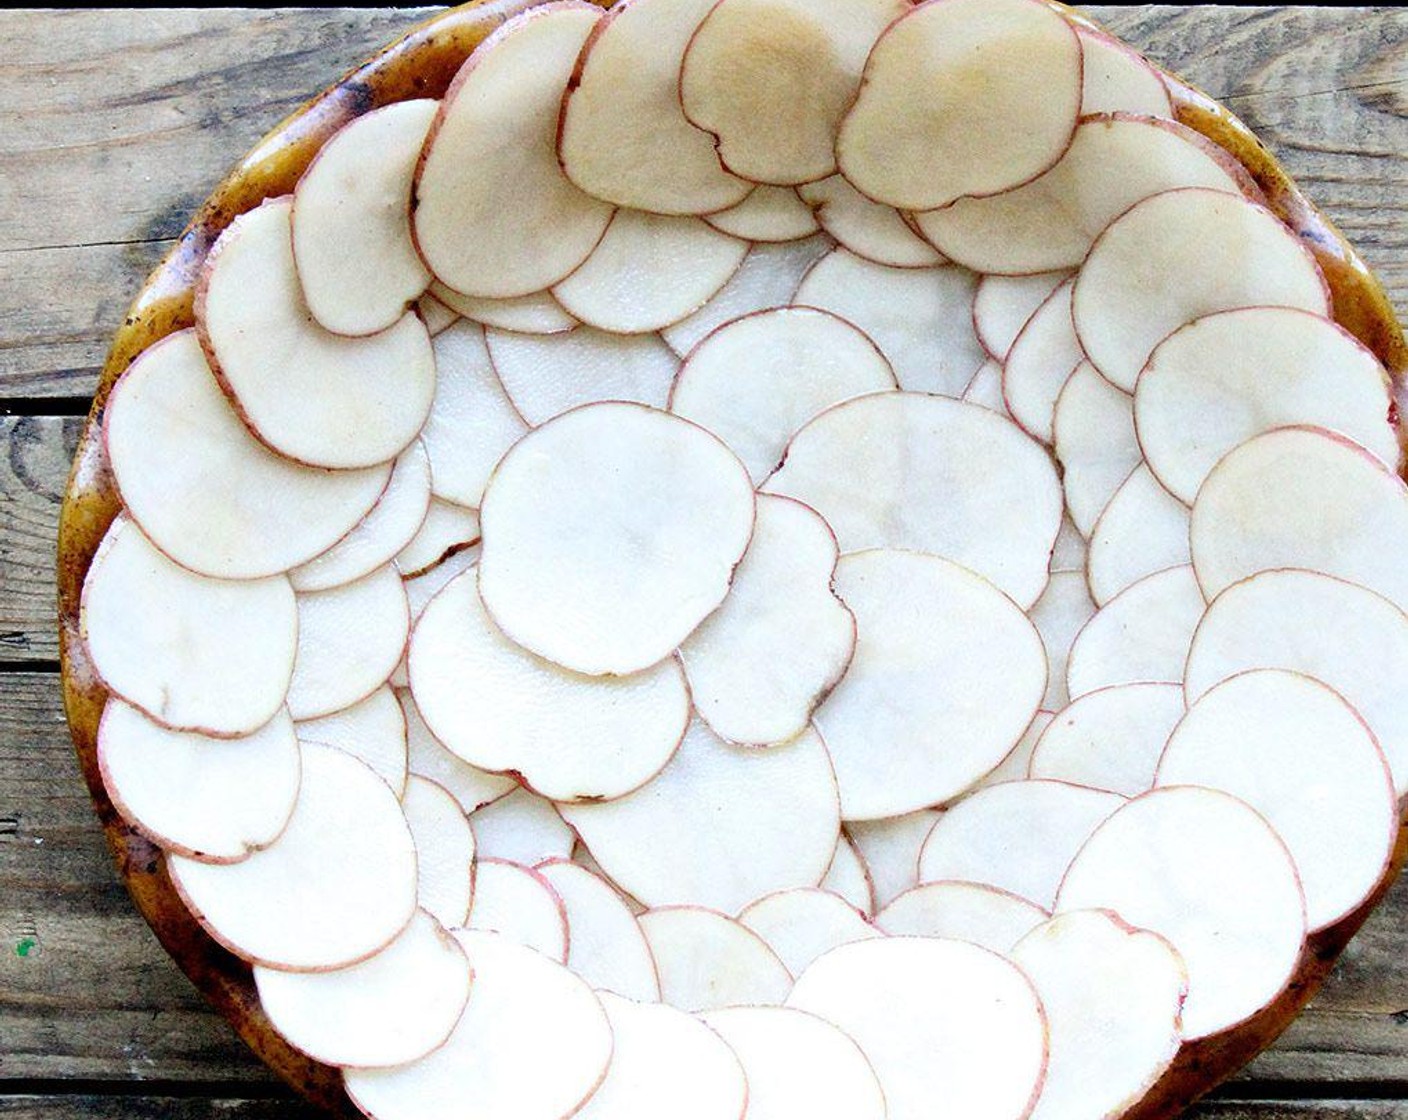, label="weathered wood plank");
[0,6,1404,398]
